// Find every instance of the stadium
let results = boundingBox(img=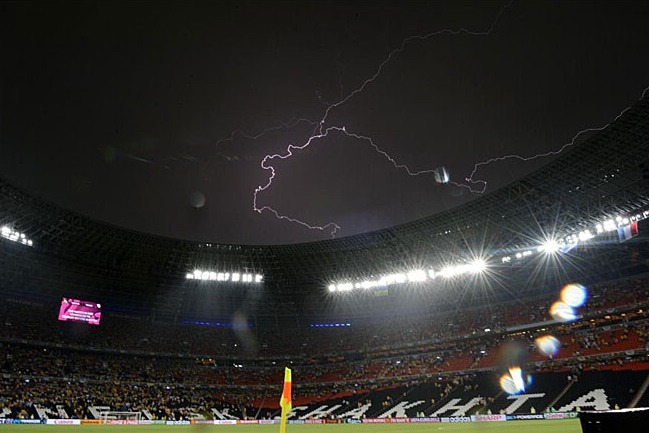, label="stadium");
[2,88,649,433]
[3,2,649,433]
